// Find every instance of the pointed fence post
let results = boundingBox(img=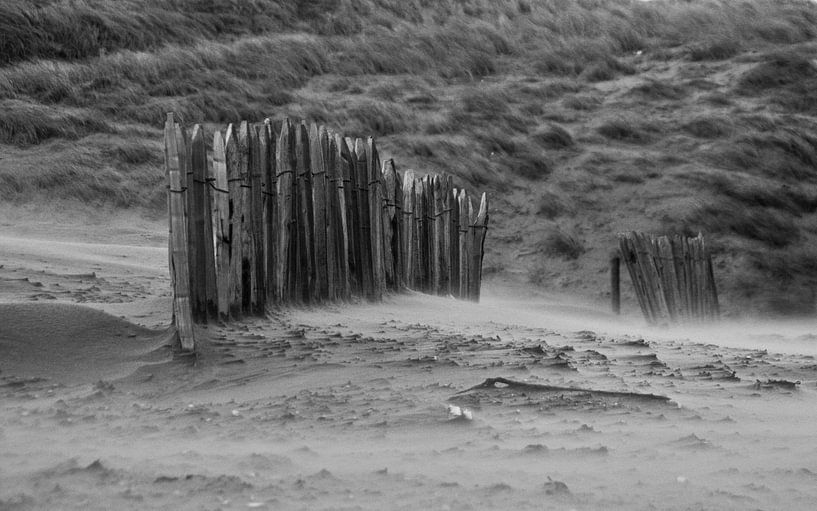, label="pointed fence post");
[295,122,314,303]
[448,182,459,298]
[469,192,489,302]
[276,119,296,303]
[309,124,328,301]
[224,124,244,318]
[355,139,374,299]
[424,176,436,294]
[211,130,231,320]
[164,113,195,351]
[262,119,278,307]
[339,135,358,296]
[236,122,256,314]
[441,176,453,296]
[187,125,208,322]
[322,127,338,300]
[249,124,266,314]
[393,163,404,289]
[381,160,396,289]
[402,172,416,289]
[367,137,385,300]
[458,189,469,298]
